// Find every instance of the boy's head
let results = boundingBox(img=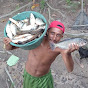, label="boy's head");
[47,21,65,43]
